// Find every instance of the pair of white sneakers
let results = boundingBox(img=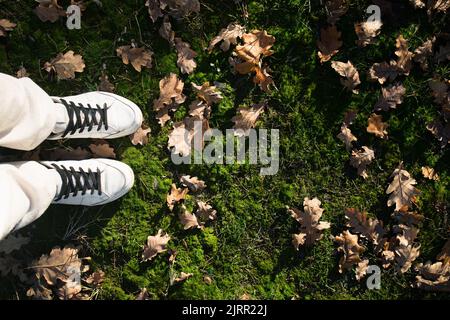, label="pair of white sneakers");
[41,92,143,206]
